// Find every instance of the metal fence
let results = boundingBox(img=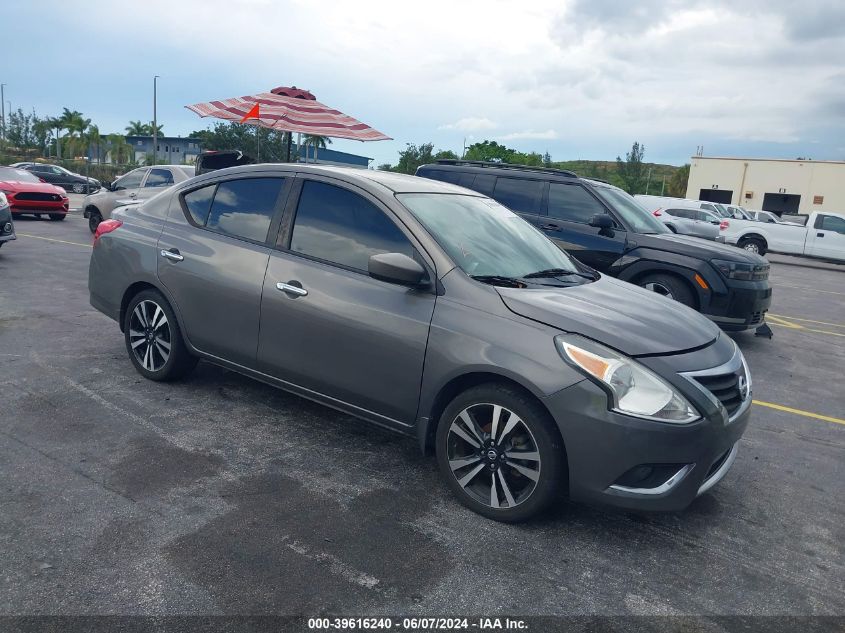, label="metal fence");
[1,152,145,186]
